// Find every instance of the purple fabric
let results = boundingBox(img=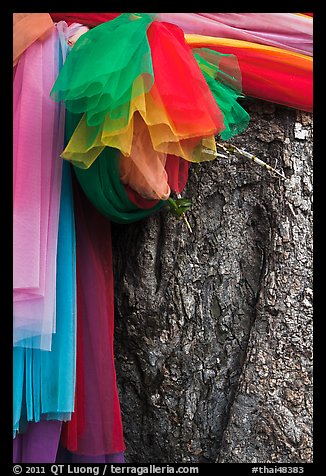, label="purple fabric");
[13,420,62,463]
[13,422,124,463]
[156,13,313,56]
[56,445,124,463]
